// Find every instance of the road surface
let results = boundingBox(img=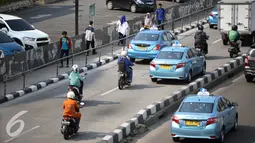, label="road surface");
[0,25,250,143]
[131,73,255,143]
[10,0,178,41]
